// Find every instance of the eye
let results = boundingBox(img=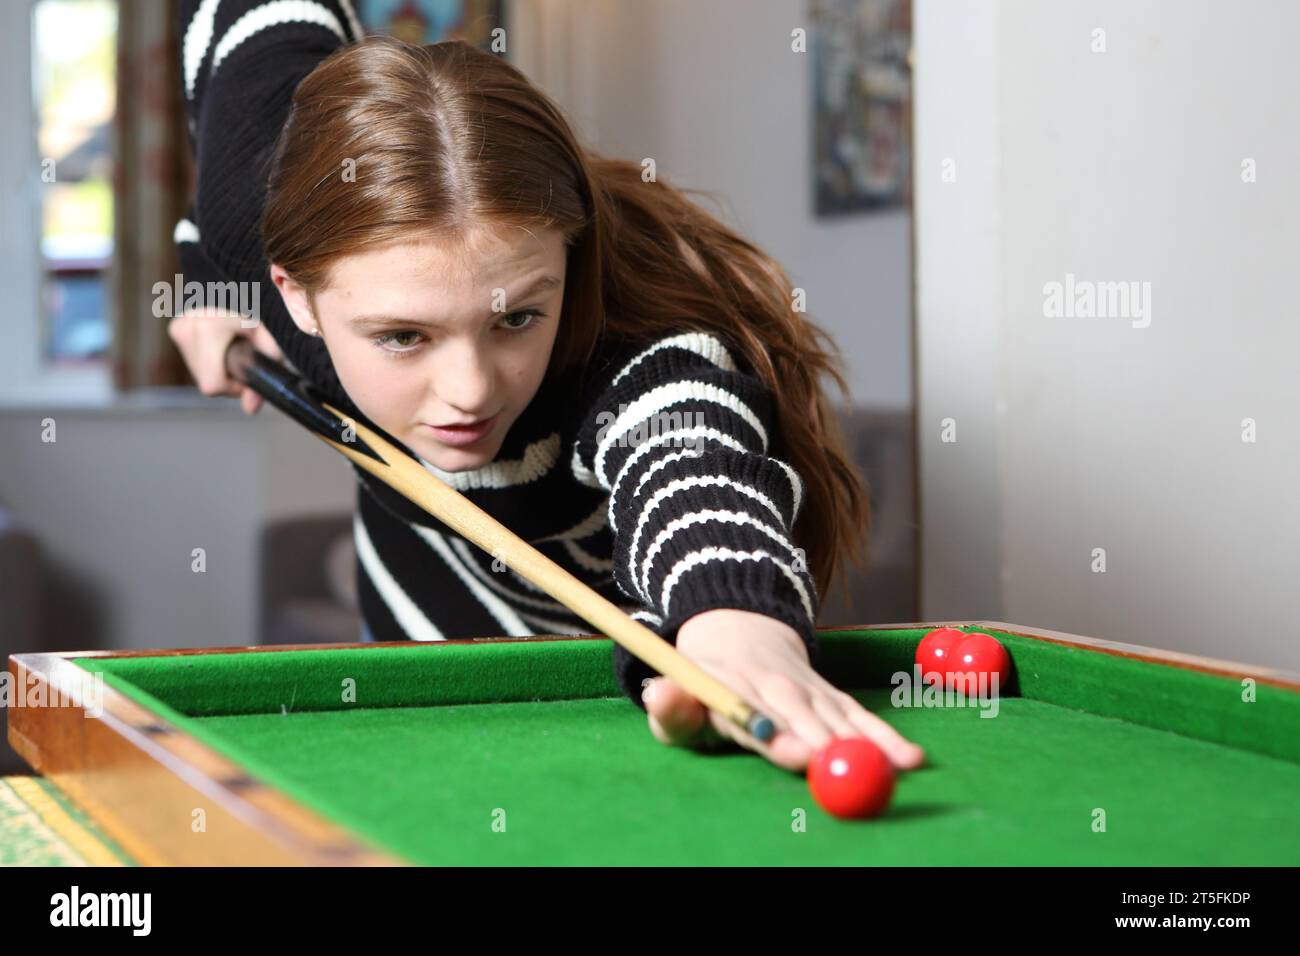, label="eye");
[499,309,545,332]
[372,330,425,357]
